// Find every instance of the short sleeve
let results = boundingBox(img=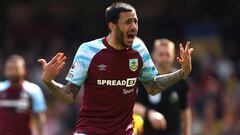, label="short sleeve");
[31,85,47,113]
[133,39,158,81]
[65,44,89,86]
[65,39,106,86]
